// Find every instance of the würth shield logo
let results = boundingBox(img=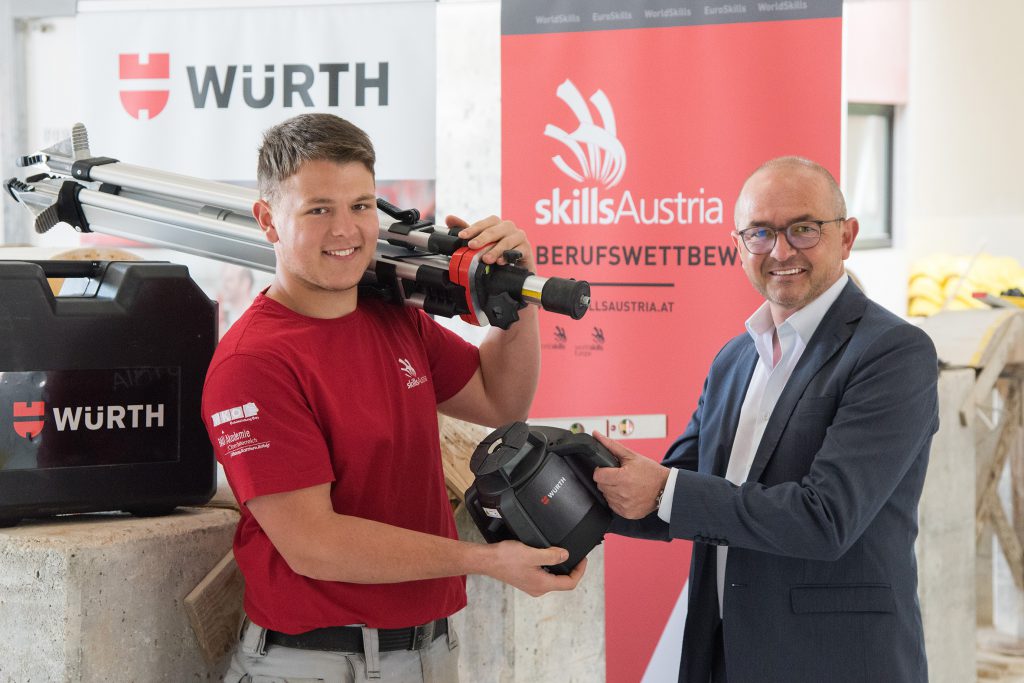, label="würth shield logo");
[119,53,170,120]
[12,402,45,440]
[544,79,626,189]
